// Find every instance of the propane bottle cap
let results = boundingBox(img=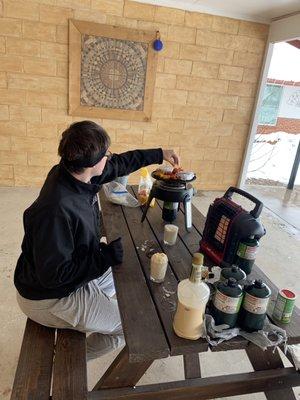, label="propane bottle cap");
[192,252,204,266]
[228,277,237,287]
[254,279,264,288]
[231,265,238,272]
